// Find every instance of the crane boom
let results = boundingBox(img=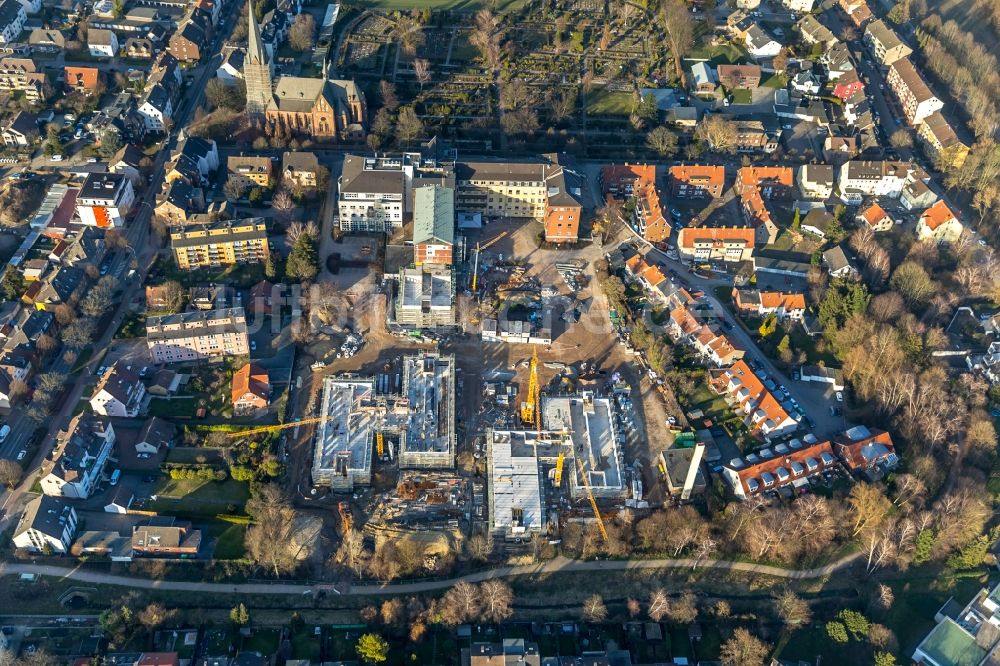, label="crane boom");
[226,416,328,438]
[575,457,609,542]
[376,431,384,457]
[553,452,564,488]
[521,348,539,426]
